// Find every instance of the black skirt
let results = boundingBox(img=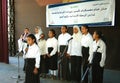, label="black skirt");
[70,56,82,82]
[48,47,58,70]
[40,55,49,73]
[82,46,89,64]
[82,46,89,83]
[25,58,40,83]
[60,45,71,81]
[92,52,102,65]
[92,52,104,83]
